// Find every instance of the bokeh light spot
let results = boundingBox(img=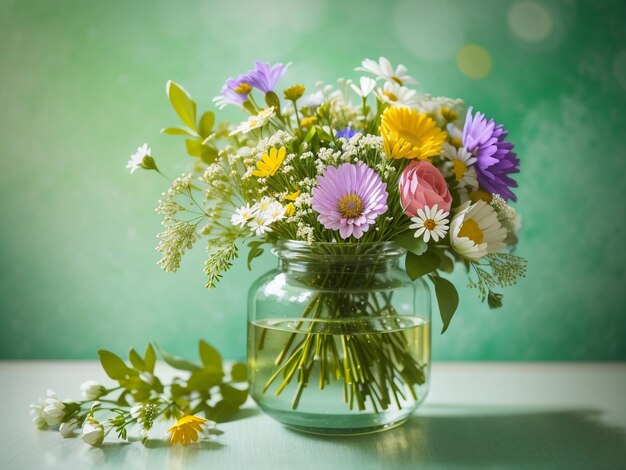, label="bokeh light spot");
[457,44,492,79]
[507,1,553,43]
